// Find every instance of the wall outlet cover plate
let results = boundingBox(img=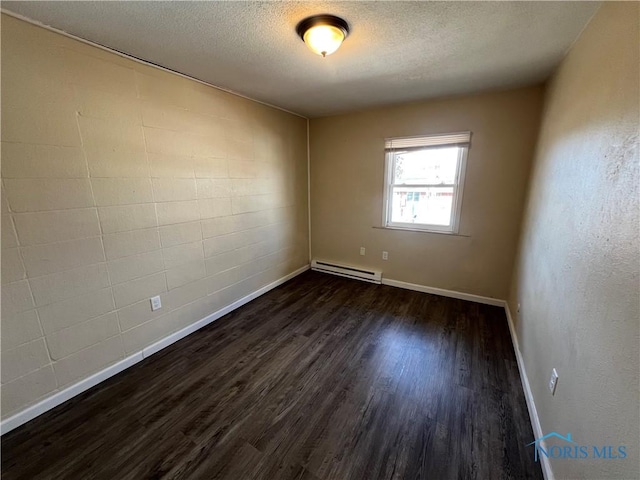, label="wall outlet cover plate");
[548,368,559,395]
